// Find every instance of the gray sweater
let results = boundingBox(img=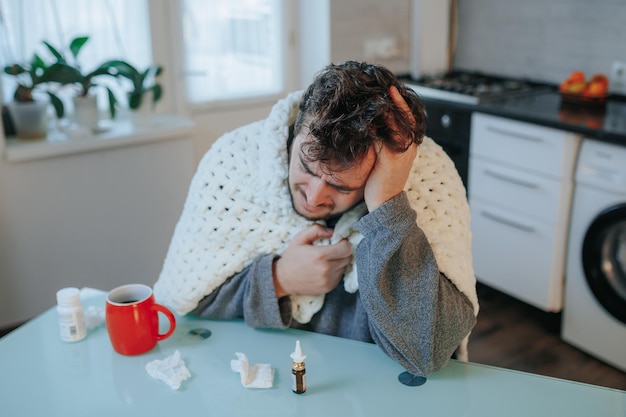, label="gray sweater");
[192,192,476,376]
